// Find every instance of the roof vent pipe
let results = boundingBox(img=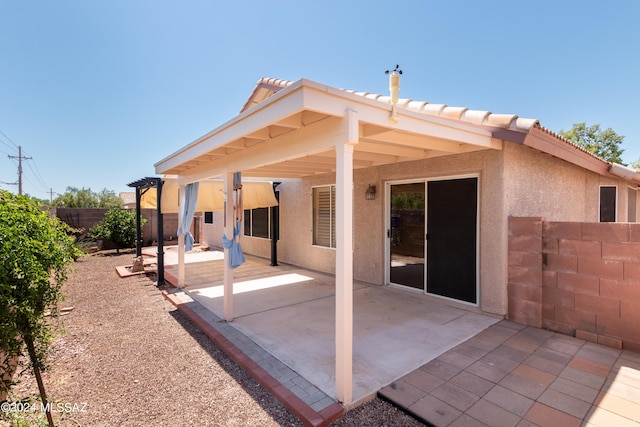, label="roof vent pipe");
[385,65,402,123]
